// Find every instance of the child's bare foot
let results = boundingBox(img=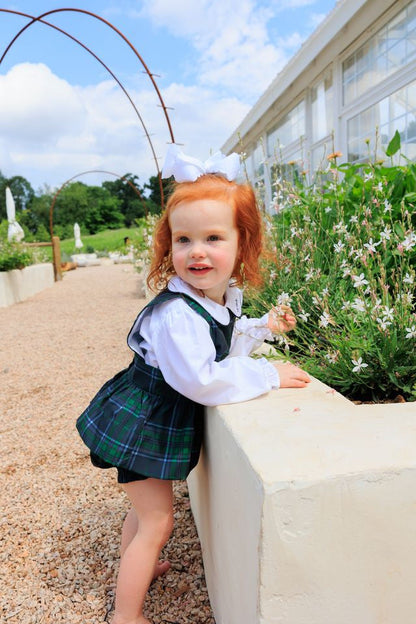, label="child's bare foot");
[152,559,171,580]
